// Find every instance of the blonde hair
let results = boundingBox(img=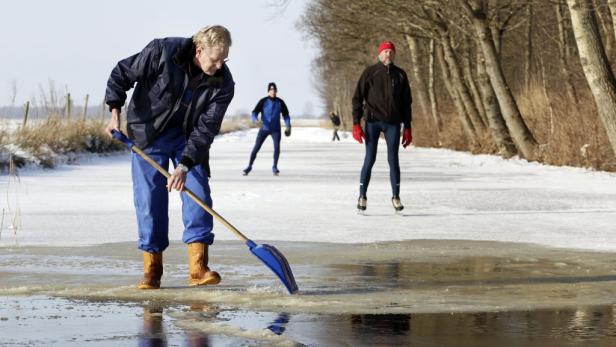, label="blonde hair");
[192,25,232,50]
